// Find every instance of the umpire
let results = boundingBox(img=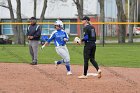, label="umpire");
[78,16,102,79]
[27,17,41,65]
